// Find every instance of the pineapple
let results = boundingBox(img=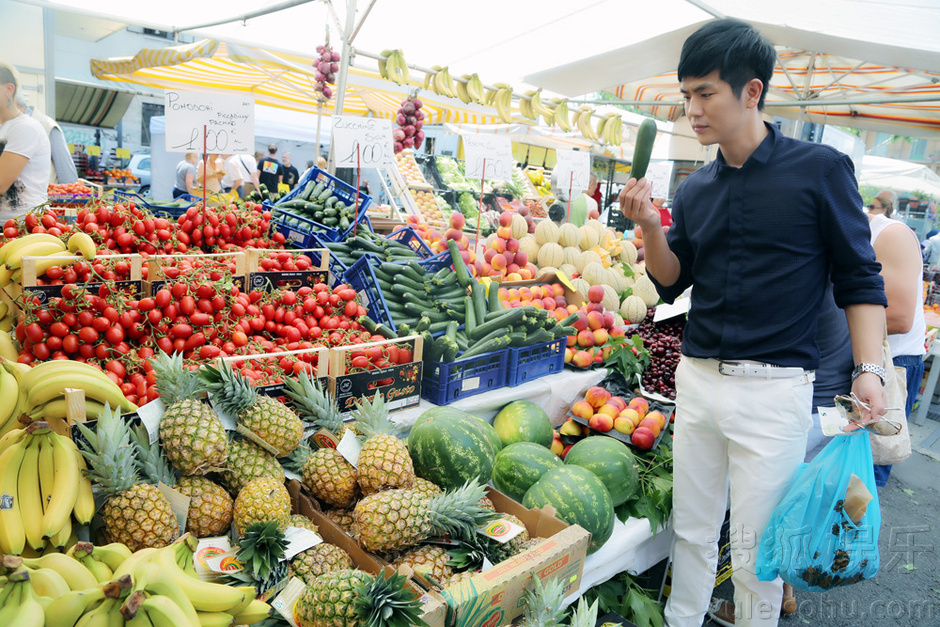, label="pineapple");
[411,477,443,500]
[132,423,233,538]
[514,575,567,627]
[442,570,476,589]
[289,514,319,534]
[567,596,601,627]
[353,480,497,553]
[478,496,496,511]
[201,360,304,457]
[325,508,356,534]
[289,543,353,585]
[283,372,348,439]
[295,569,425,627]
[231,521,288,596]
[351,394,415,495]
[233,477,291,535]
[302,447,359,508]
[151,351,228,476]
[392,545,453,583]
[220,437,284,496]
[77,405,179,553]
